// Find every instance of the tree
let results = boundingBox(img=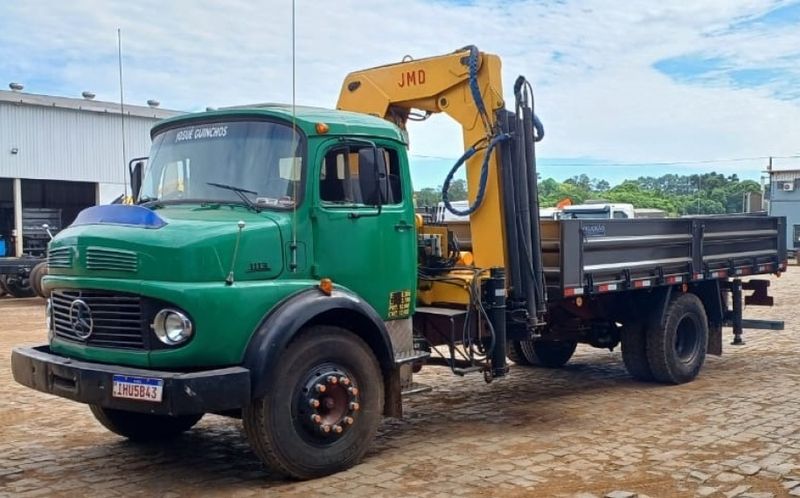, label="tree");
[415,187,441,207]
